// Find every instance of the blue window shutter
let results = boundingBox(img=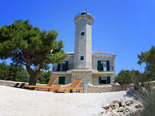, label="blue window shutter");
[107,76,110,84]
[98,61,101,71]
[57,64,60,71]
[99,77,102,84]
[106,61,110,71]
[65,61,68,71]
